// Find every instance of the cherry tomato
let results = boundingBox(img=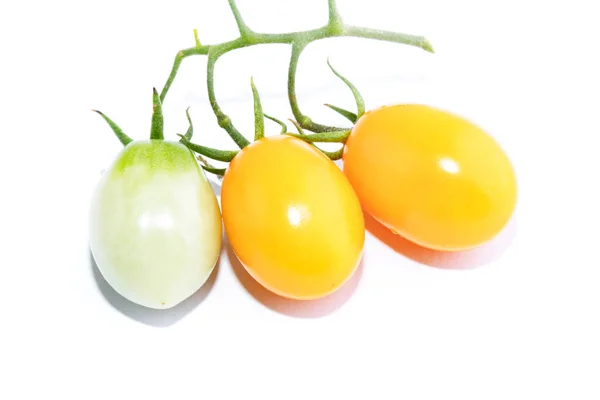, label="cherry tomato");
[343,104,517,251]
[90,140,222,309]
[221,135,364,300]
